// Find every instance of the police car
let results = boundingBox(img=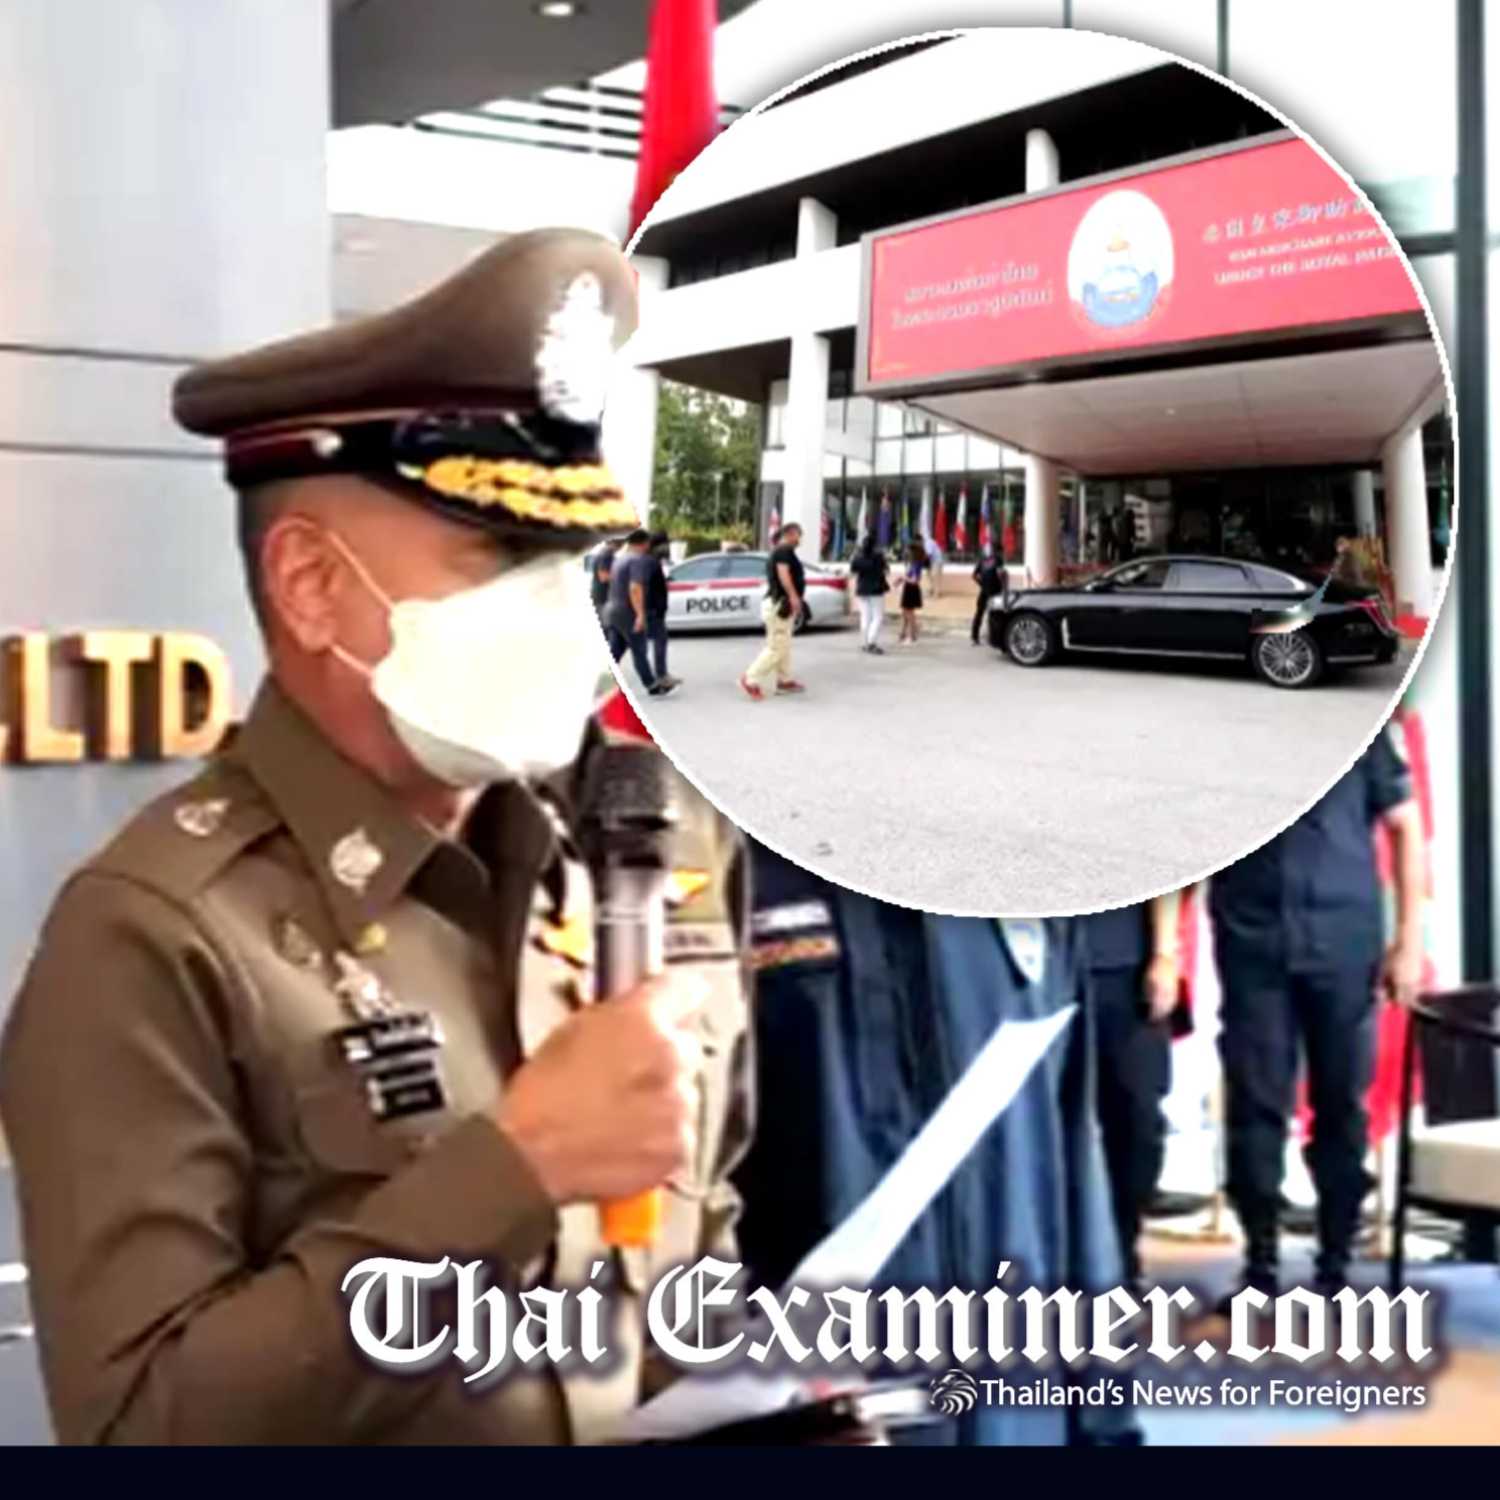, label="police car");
[665,551,853,633]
